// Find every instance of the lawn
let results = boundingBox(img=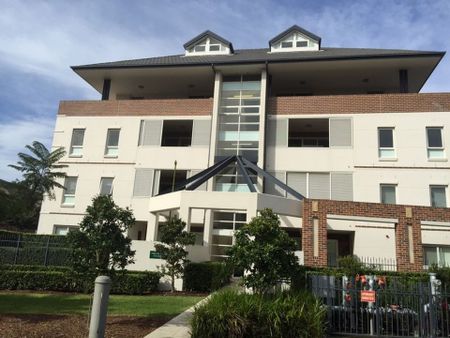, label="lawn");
[0,292,204,317]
